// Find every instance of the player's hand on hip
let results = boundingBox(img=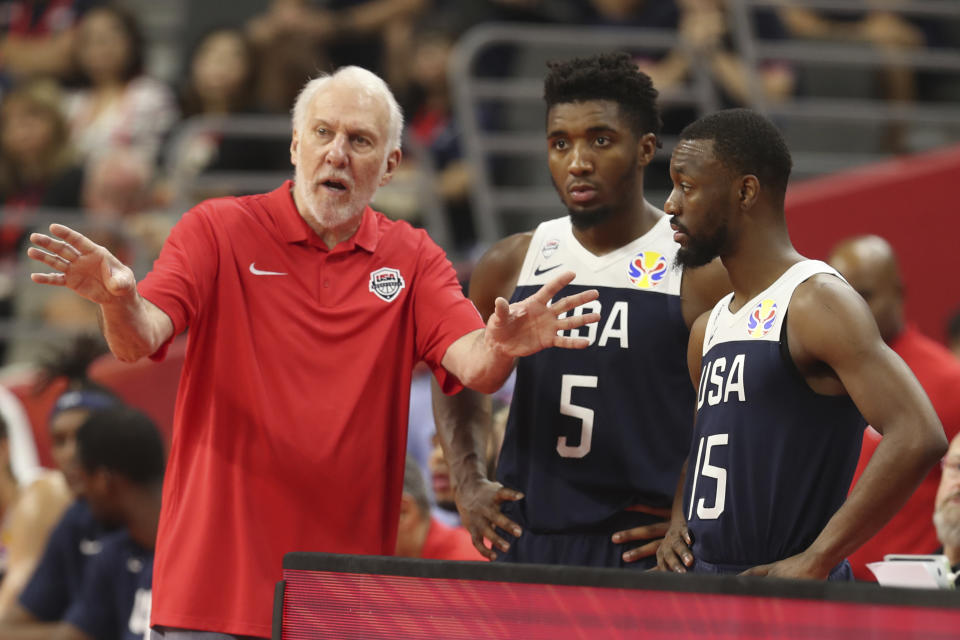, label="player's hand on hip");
[612,520,670,564]
[656,519,694,573]
[483,270,600,357]
[455,477,523,561]
[28,224,136,304]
